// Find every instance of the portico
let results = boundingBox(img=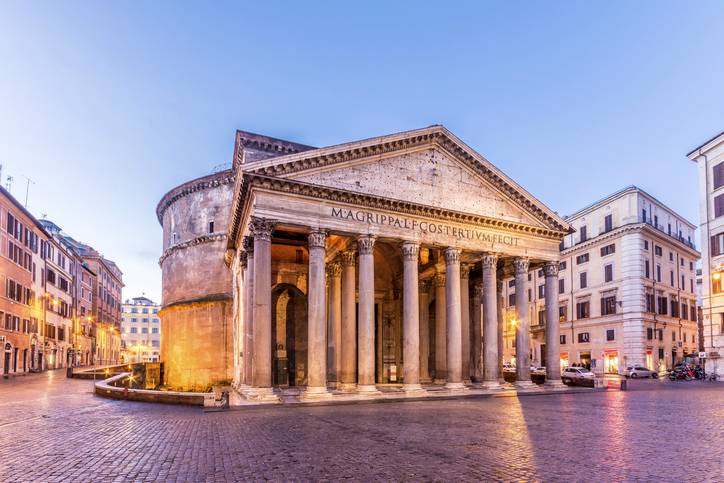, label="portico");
[226,126,571,401]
